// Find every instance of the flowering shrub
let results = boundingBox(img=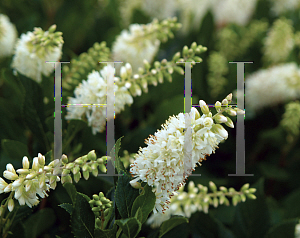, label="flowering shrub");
[0,0,300,238]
